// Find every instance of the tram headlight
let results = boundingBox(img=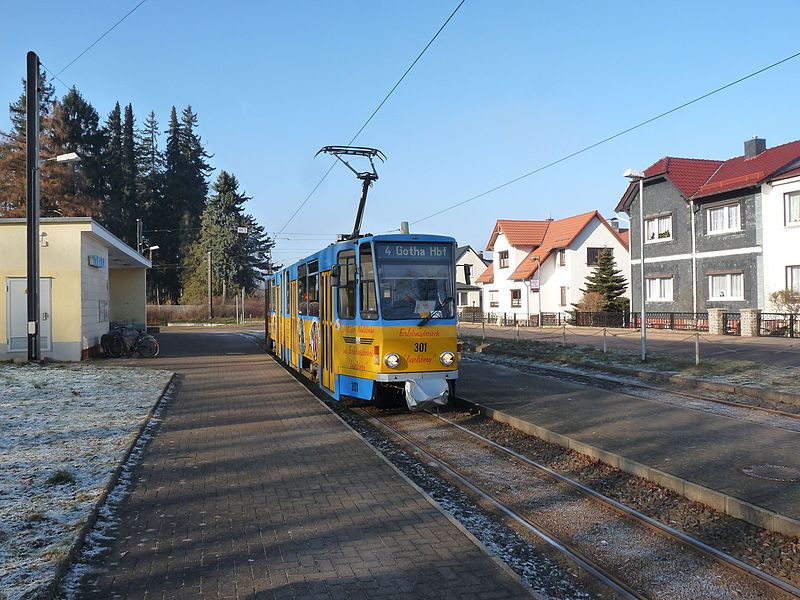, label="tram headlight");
[439,351,455,366]
[384,353,400,369]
